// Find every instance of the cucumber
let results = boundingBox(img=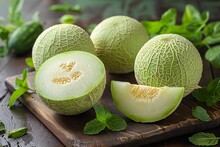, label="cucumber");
[8,21,43,55]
